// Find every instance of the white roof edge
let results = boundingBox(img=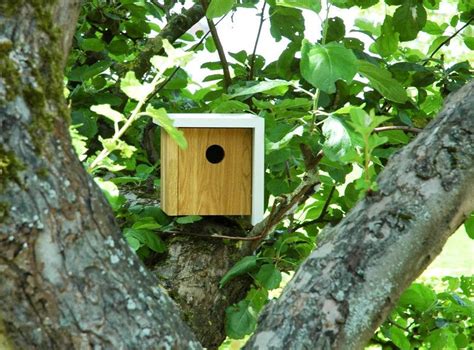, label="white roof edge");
[165,113,264,128]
